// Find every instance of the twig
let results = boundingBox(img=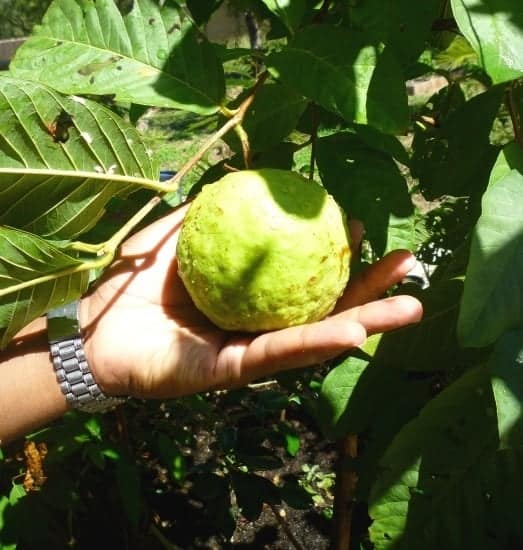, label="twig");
[269,503,306,550]
[309,104,319,181]
[234,123,252,168]
[164,71,268,189]
[332,435,358,550]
